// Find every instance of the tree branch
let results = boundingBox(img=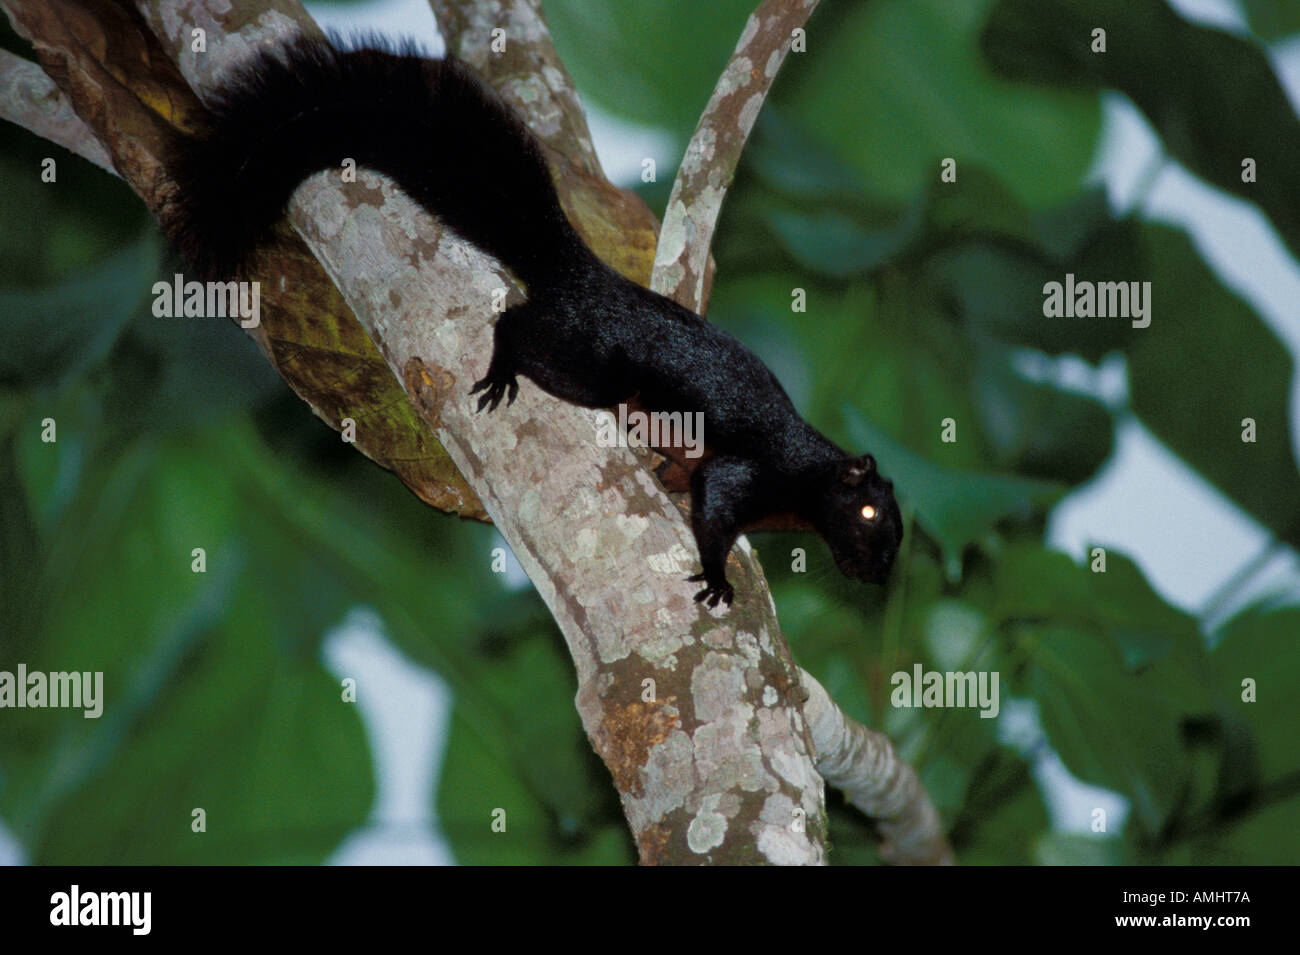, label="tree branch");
[801,668,952,865]
[2,0,488,518]
[431,0,664,287]
[652,0,953,863]
[0,0,830,863]
[651,0,819,311]
[3,0,950,866]
[0,49,116,173]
